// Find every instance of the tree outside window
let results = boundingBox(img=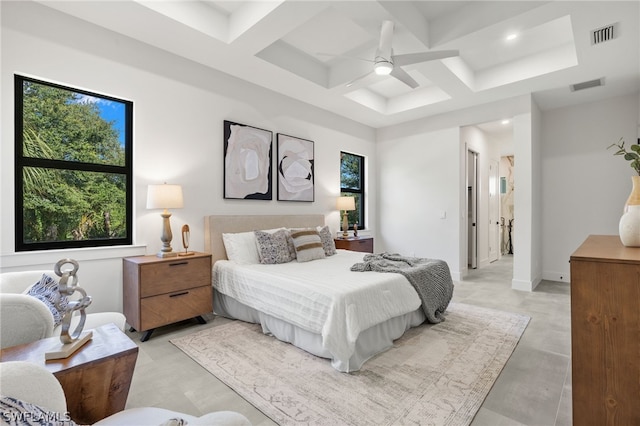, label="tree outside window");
[15,75,133,251]
[340,152,365,229]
